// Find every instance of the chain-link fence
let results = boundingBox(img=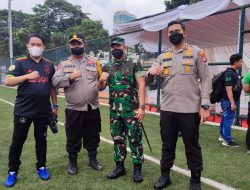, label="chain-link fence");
[1,5,250,125]
[0,37,248,116]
